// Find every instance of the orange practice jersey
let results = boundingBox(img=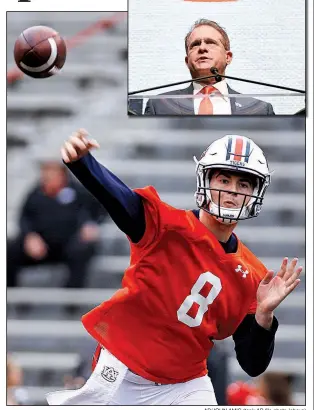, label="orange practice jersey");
[82,186,268,384]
